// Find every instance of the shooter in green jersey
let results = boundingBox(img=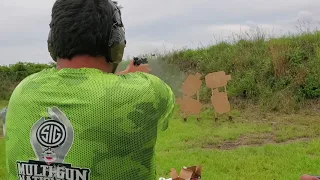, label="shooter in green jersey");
[3,0,175,179]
